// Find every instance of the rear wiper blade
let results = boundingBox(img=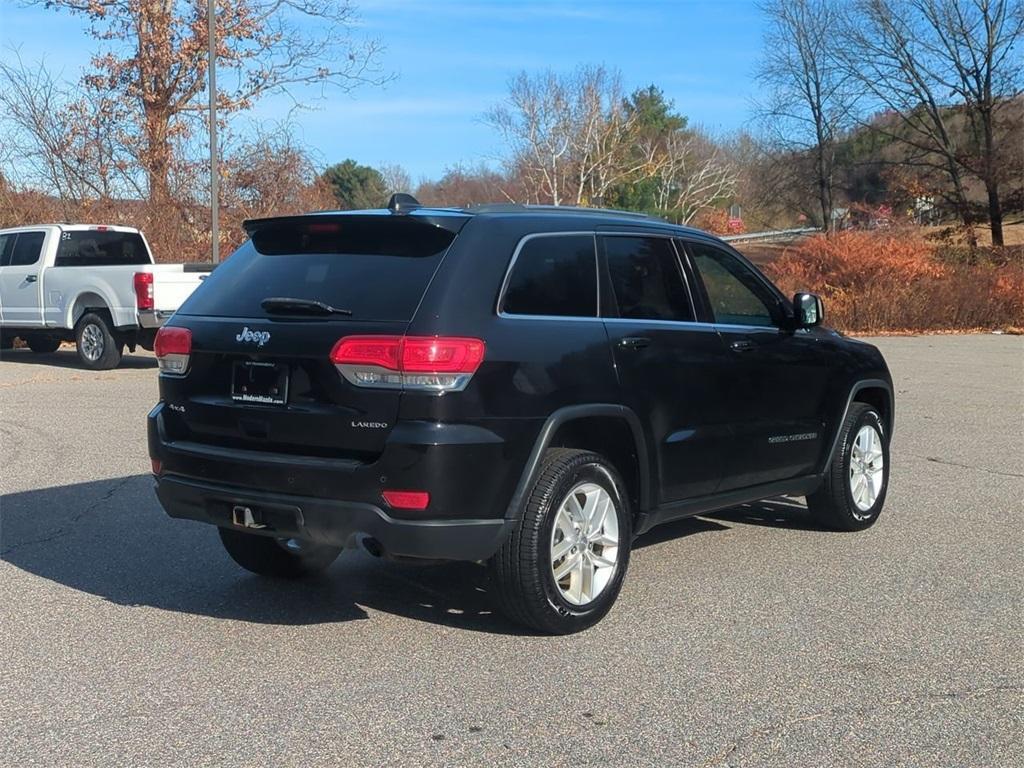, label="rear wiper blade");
[261,297,353,316]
